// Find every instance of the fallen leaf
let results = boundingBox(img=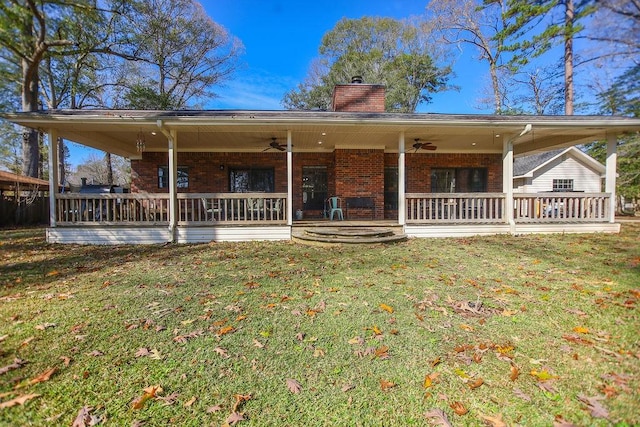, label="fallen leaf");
[0,358,26,376]
[225,411,245,426]
[424,408,453,426]
[510,363,520,381]
[135,348,151,358]
[379,378,396,391]
[206,404,223,413]
[341,384,355,392]
[348,336,364,345]
[573,326,590,334]
[460,324,474,332]
[553,415,578,426]
[530,369,557,381]
[35,323,56,330]
[60,356,72,367]
[380,303,394,313]
[450,401,468,415]
[87,350,103,357]
[0,393,40,408]
[183,396,197,407]
[513,388,531,402]
[468,377,484,390]
[286,378,302,394]
[253,339,265,348]
[16,367,56,389]
[157,392,180,406]
[424,372,440,389]
[577,394,609,419]
[71,406,100,427]
[374,345,390,359]
[479,413,507,427]
[214,347,229,358]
